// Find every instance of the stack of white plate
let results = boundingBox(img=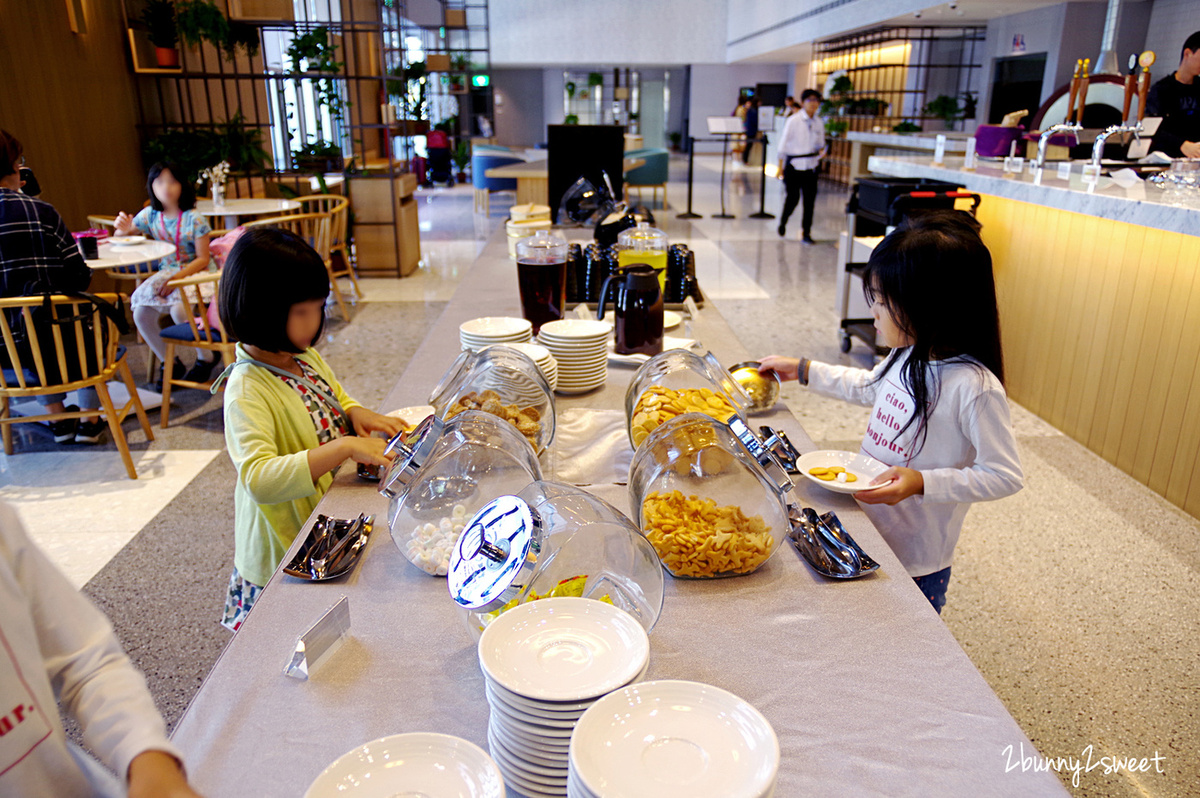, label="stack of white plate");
[502,341,559,392]
[479,598,651,798]
[461,317,533,352]
[567,680,780,798]
[305,732,505,797]
[536,320,611,395]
